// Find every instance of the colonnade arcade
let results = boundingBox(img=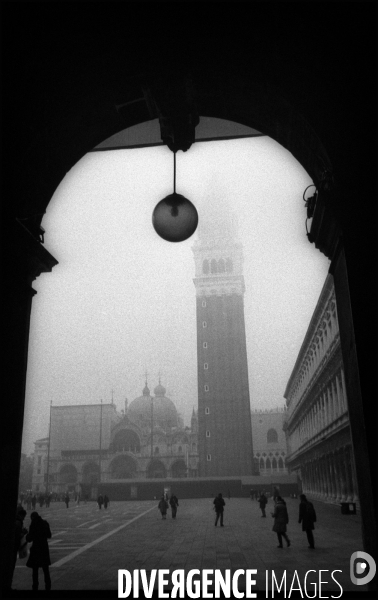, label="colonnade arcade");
[298,443,358,504]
